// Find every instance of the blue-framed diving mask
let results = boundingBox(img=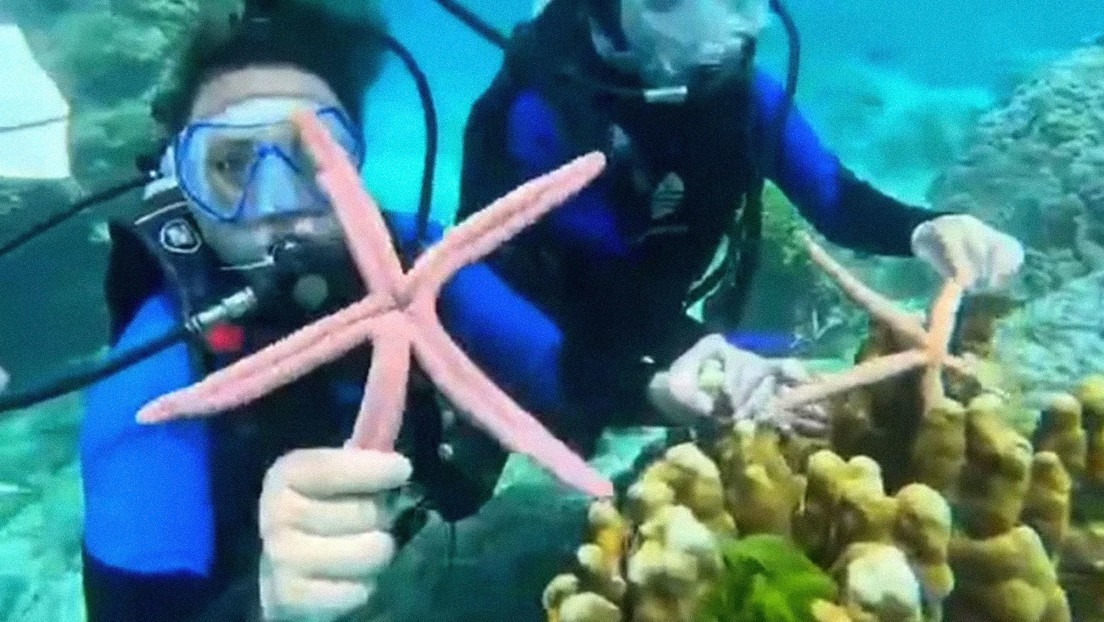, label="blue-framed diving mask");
[174,101,363,224]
